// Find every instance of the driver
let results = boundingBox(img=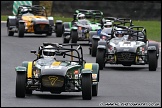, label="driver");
[77,13,85,20]
[103,21,113,28]
[42,45,56,58]
[21,7,29,14]
[115,28,124,38]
